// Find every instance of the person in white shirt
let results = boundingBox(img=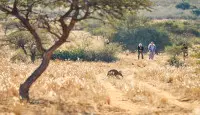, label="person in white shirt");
[148,42,156,60]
